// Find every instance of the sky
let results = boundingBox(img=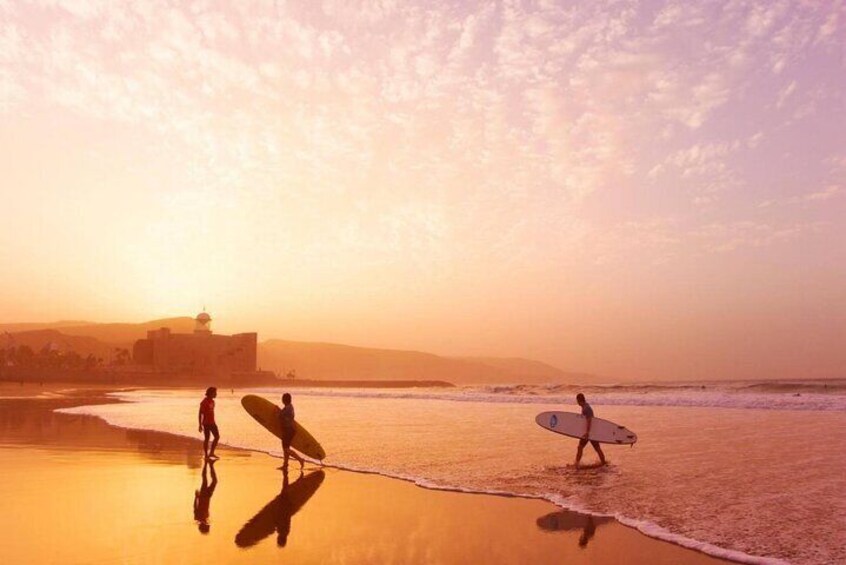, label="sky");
[1,0,844,381]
